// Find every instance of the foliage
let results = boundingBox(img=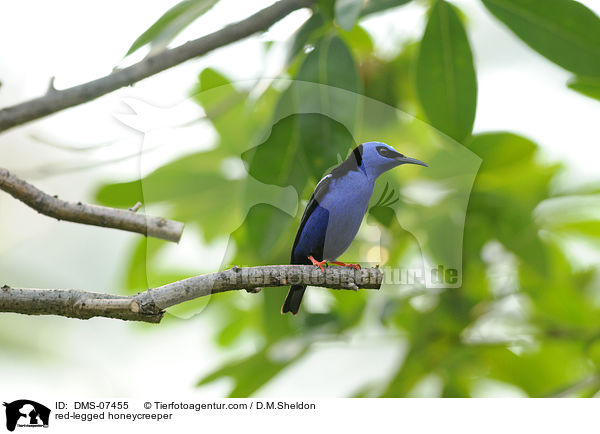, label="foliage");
[98,0,600,397]
[416,0,476,142]
[125,0,218,57]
